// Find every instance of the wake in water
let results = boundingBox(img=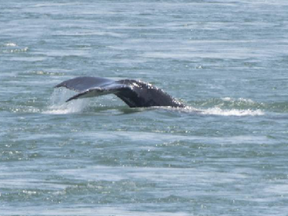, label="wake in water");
[45,89,264,116]
[161,106,264,117]
[201,97,264,116]
[199,107,264,116]
[187,97,264,116]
